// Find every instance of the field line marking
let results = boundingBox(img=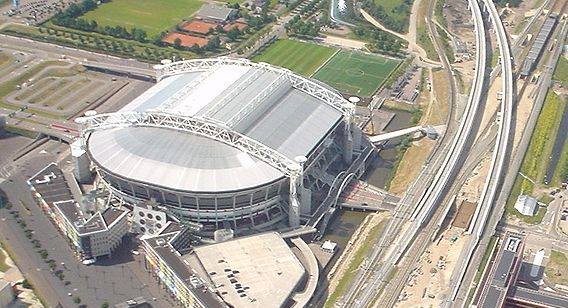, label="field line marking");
[310,49,340,77]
